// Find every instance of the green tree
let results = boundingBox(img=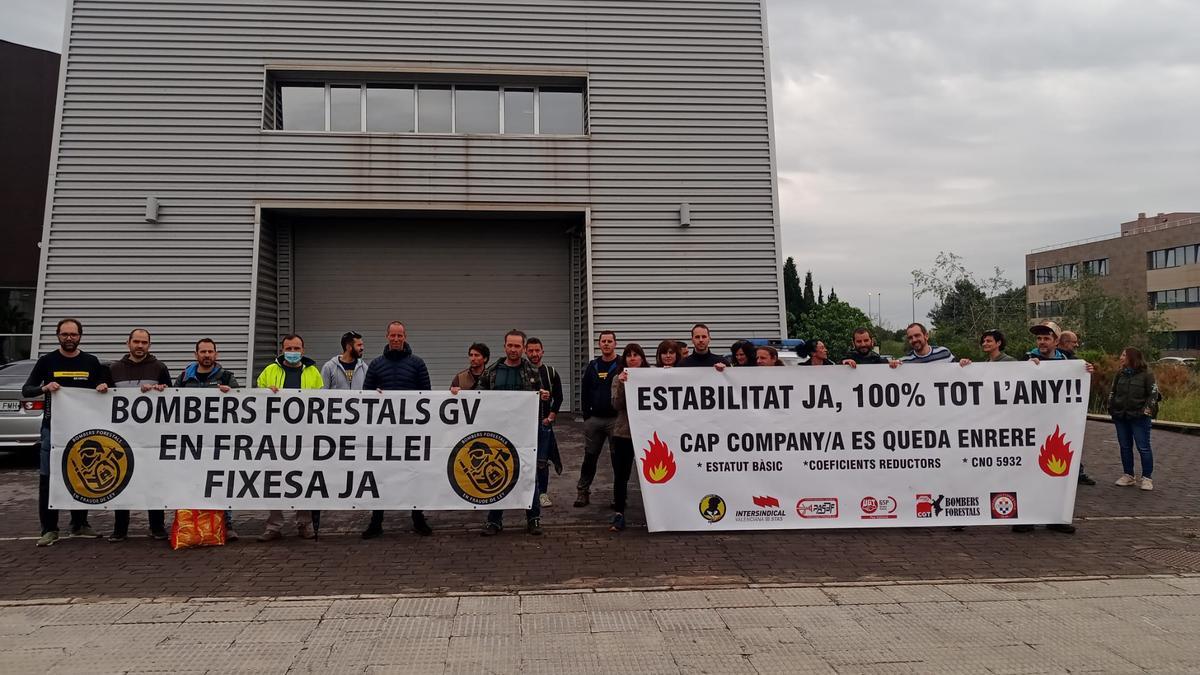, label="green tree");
[912,252,1029,358]
[793,300,872,354]
[828,287,839,304]
[783,257,803,331]
[1047,272,1173,355]
[802,271,816,313]
[818,286,824,305]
